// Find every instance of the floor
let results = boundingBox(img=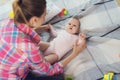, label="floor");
[0,0,9,4]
